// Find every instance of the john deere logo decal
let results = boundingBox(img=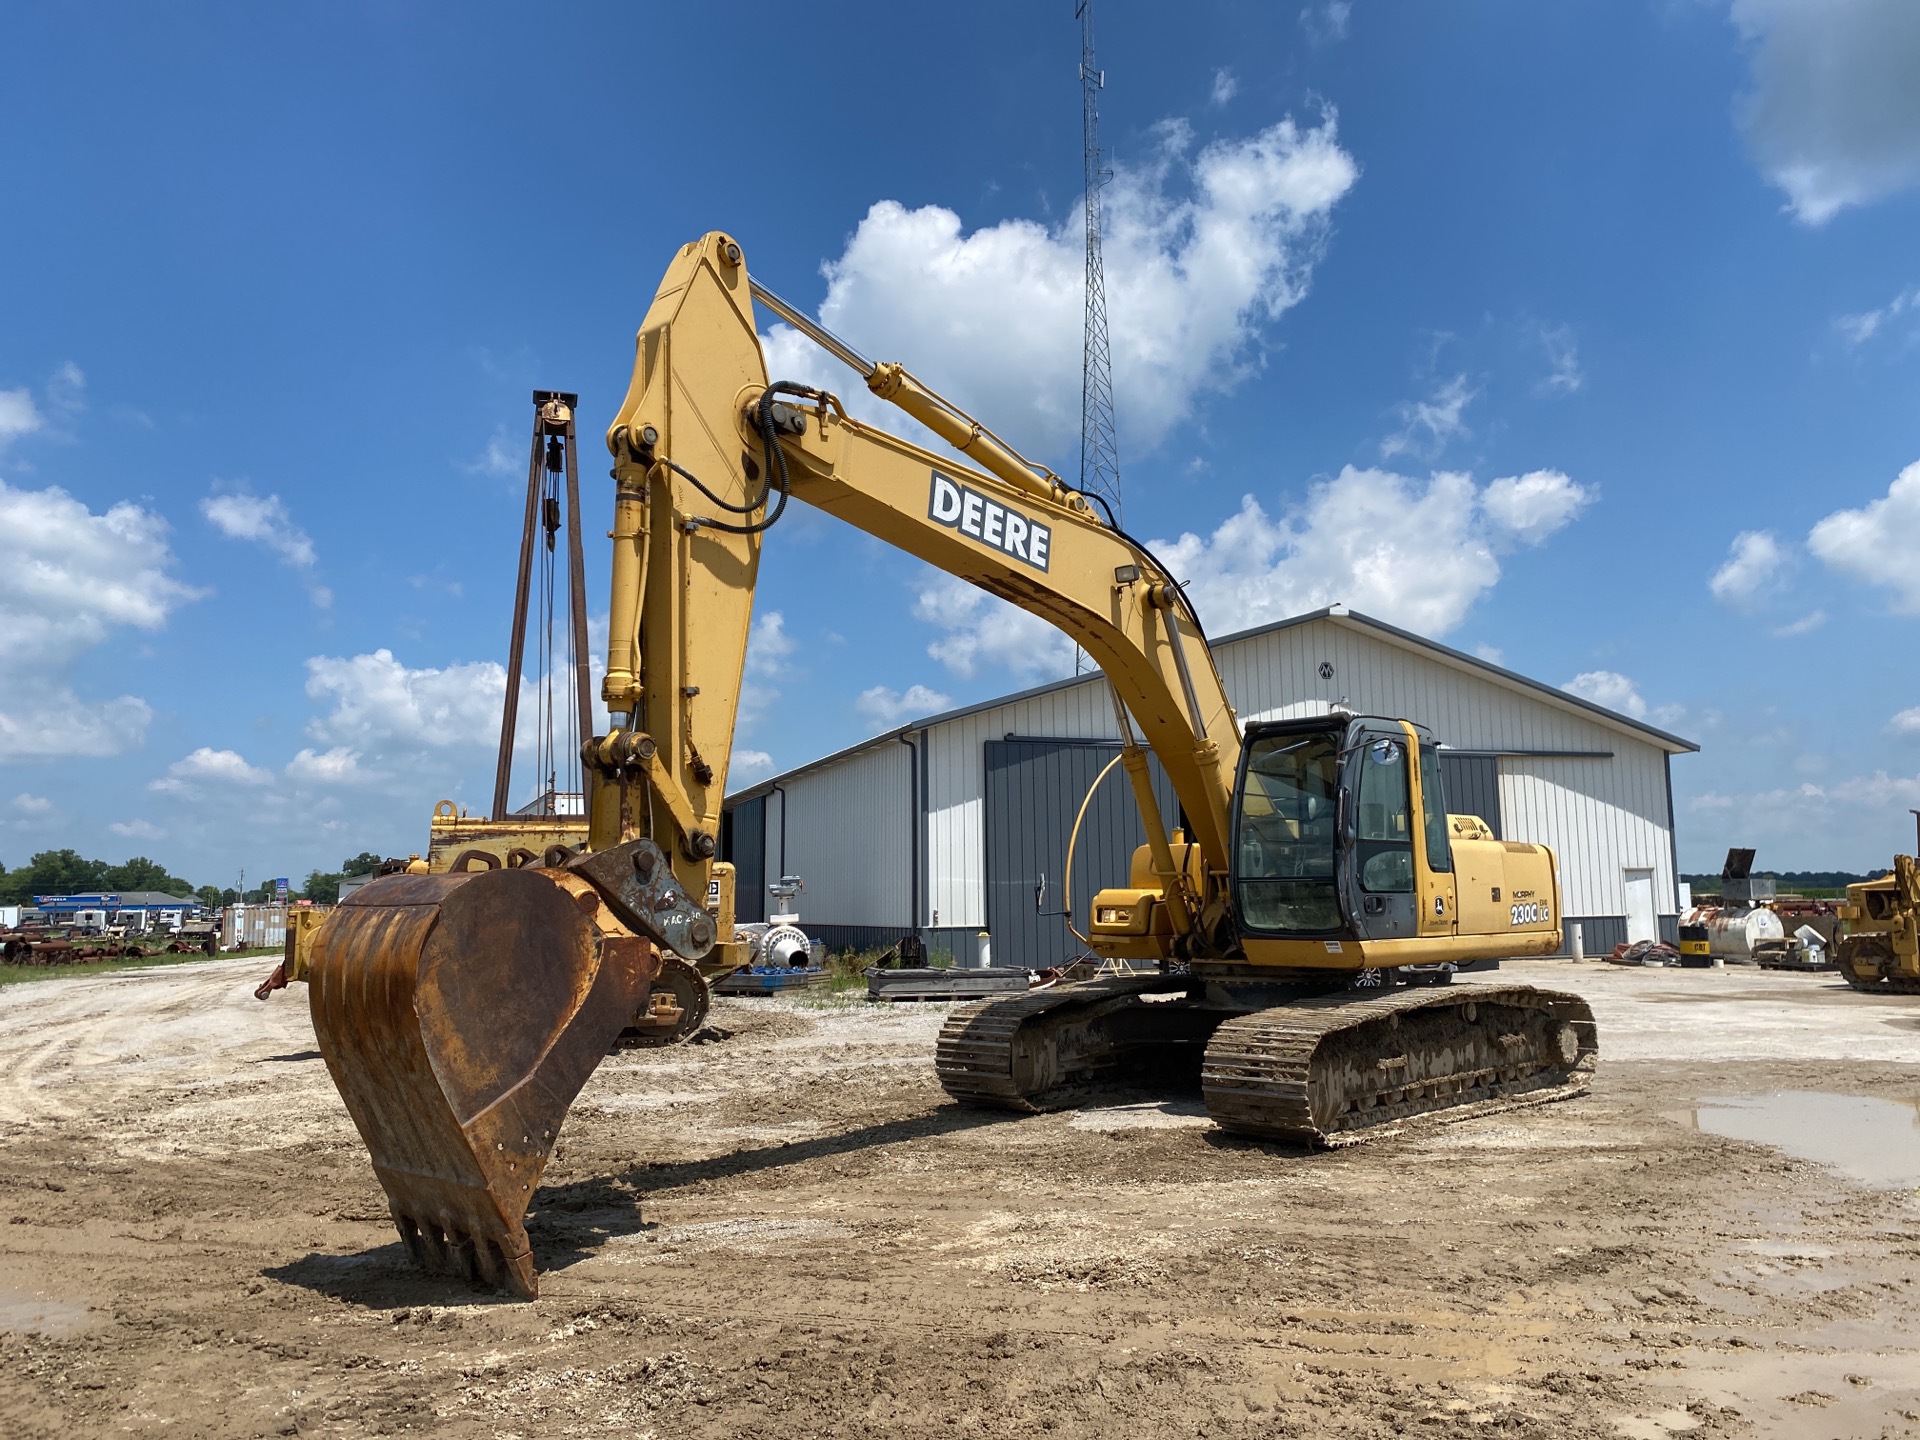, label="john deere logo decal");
[929,472,1051,572]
